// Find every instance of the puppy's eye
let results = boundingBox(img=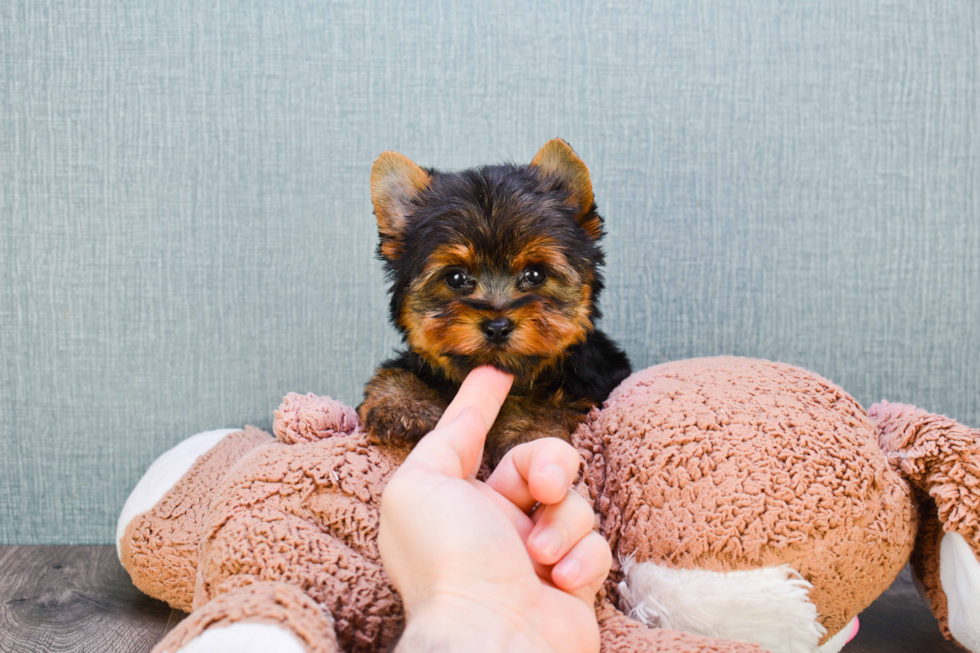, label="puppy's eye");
[445,269,470,289]
[523,266,547,286]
